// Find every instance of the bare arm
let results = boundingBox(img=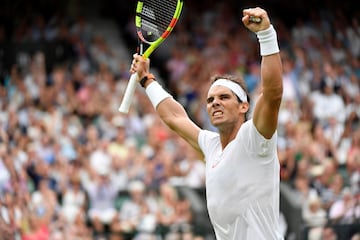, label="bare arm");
[157,98,202,154]
[130,54,202,154]
[242,8,283,139]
